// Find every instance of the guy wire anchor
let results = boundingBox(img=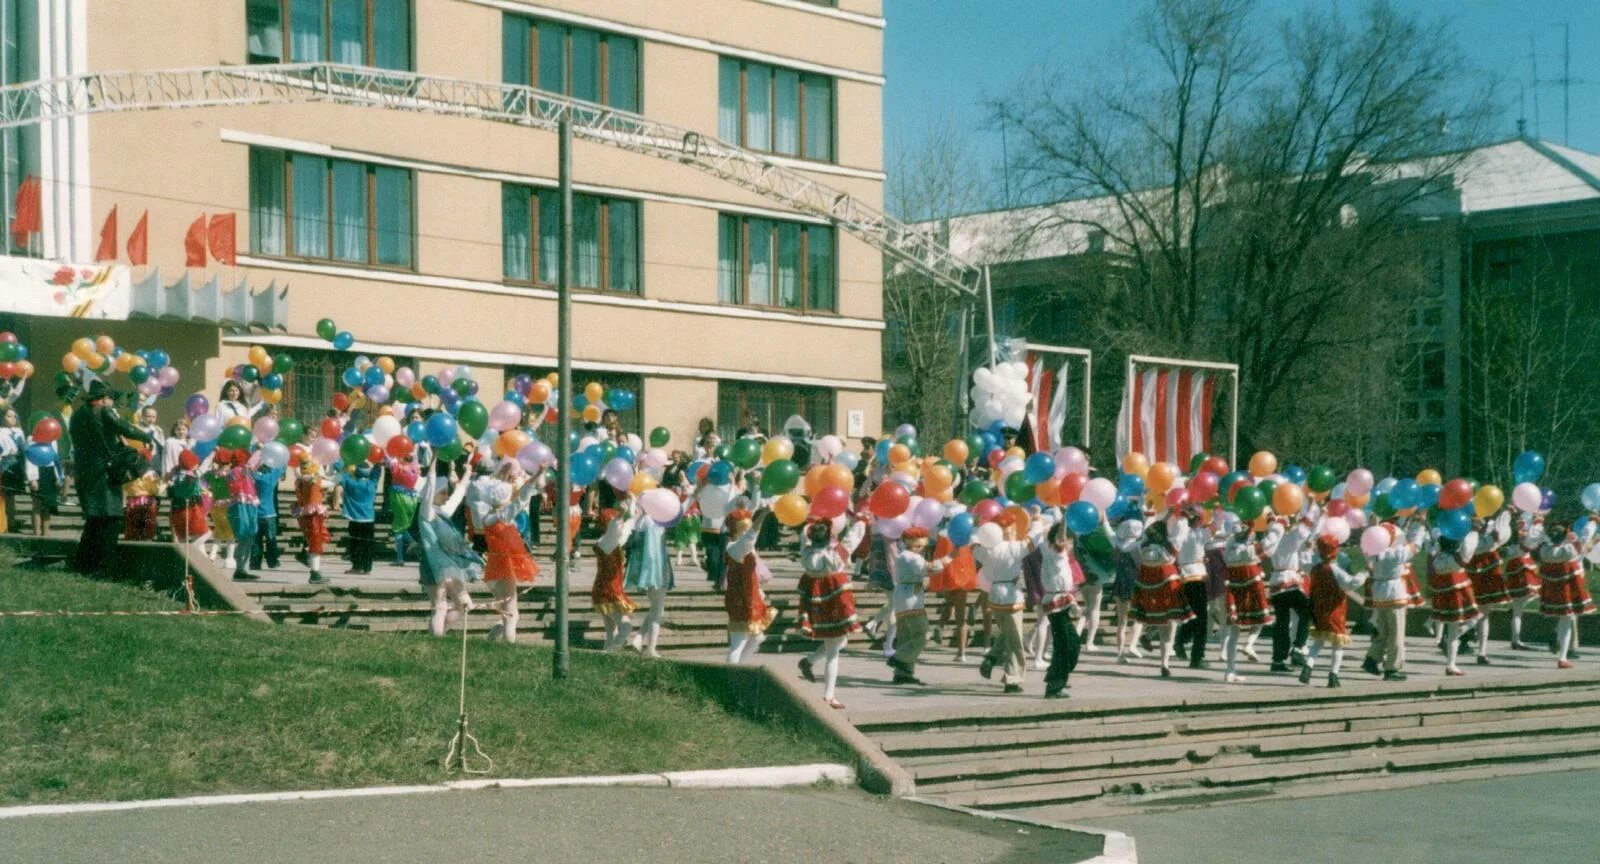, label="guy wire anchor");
[442,604,493,774]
